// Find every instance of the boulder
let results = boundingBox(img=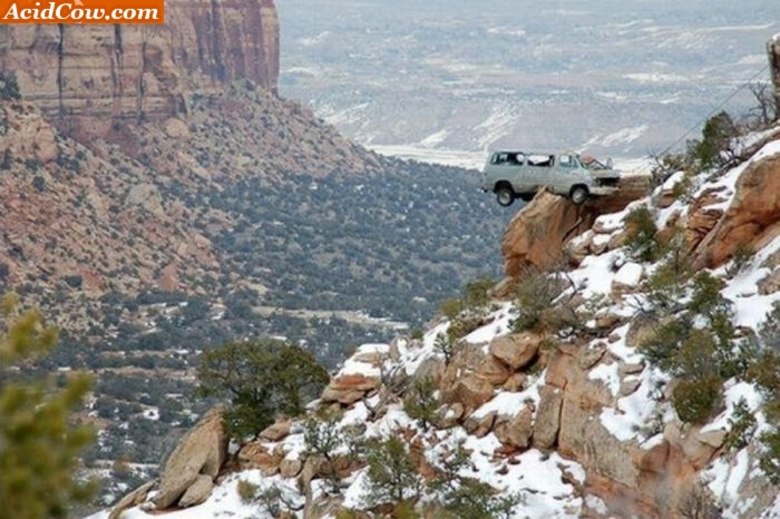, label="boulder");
[280,458,304,478]
[413,355,445,382]
[489,333,541,370]
[696,429,727,449]
[320,372,380,404]
[237,441,284,475]
[109,481,155,519]
[693,153,780,269]
[177,475,214,508]
[494,405,535,449]
[502,372,526,392]
[154,406,227,510]
[594,312,621,331]
[619,378,642,397]
[464,411,497,438]
[503,189,589,276]
[590,233,612,255]
[328,374,380,392]
[320,387,366,405]
[758,267,780,295]
[619,362,645,377]
[611,262,643,296]
[476,354,512,386]
[663,423,717,469]
[578,342,607,370]
[260,419,292,441]
[533,385,563,449]
[684,187,728,253]
[502,177,649,278]
[566,230,594,265]
[438,403,465,429]
[625,317,657,348]
[441,374,495,414]
[544,348,574,389]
